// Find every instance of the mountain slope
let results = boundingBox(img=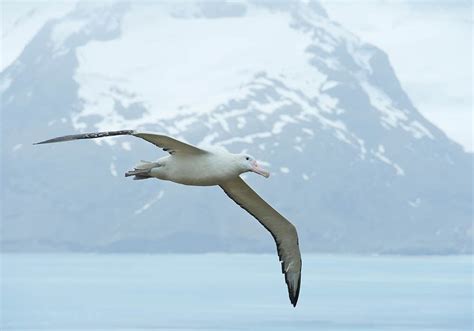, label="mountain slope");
[1,1,472,254]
